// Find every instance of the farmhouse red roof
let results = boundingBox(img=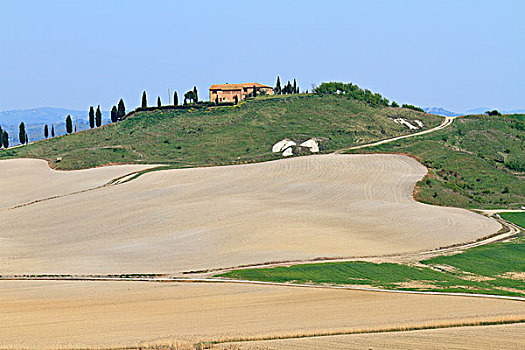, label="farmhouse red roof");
[209,83,273,90]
